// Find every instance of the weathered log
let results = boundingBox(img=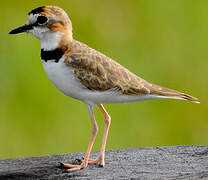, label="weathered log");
[0,146,208,179]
